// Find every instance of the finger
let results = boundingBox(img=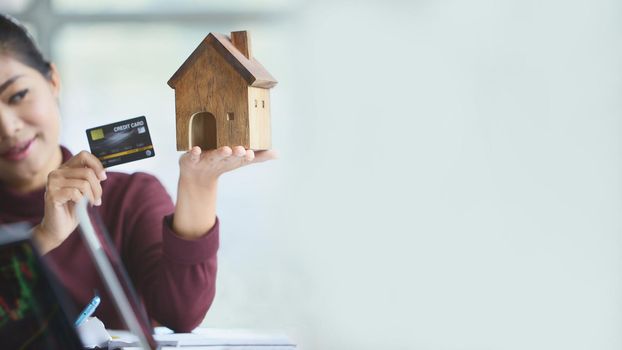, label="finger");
[190,146,201,163]
[244,149,255,162]
[50,168,103,204]
[232,146,246,157]
[61,151,107,181]
[48,187,85,207]
[193,146,228,163]
[217,146,232,158]
[55,168,102,202]
[56,179,97,205]
[253,150,279,163]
